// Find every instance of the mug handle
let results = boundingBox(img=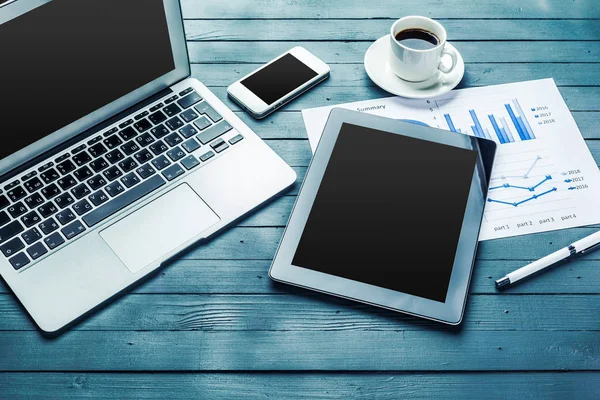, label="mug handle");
[438,45,458,74]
